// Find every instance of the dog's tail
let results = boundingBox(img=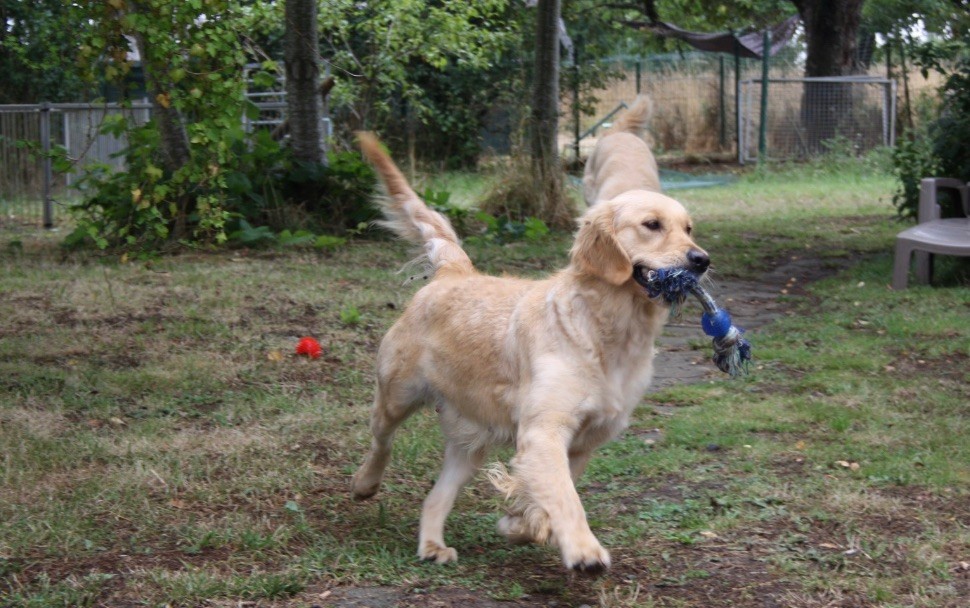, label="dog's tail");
[357,132,473,275]
[610,95,653,136]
